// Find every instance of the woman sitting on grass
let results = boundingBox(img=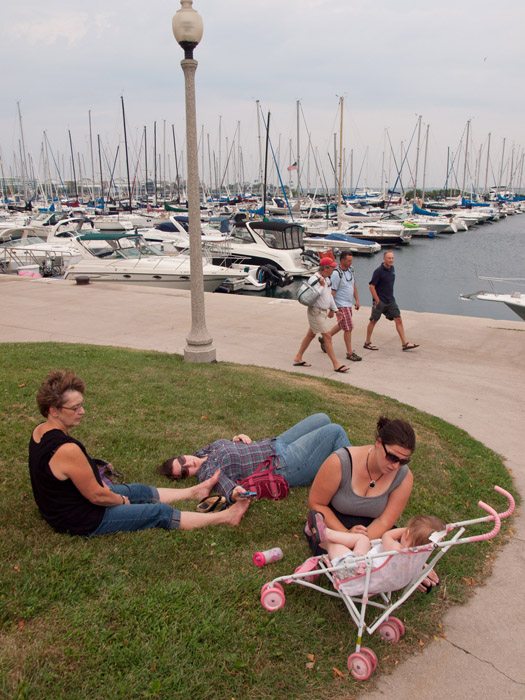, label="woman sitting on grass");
[28,370,249,537]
